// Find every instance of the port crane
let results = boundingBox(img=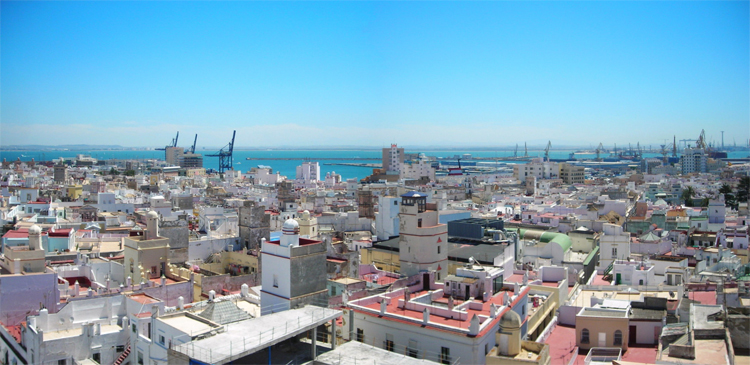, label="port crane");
[595,143,604,161]
[544,141,551,162]
[156,132,179,151]
[207,130,236,173]
[185,134,198,154]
